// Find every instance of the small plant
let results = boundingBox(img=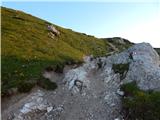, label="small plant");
[112,63,129,80]
[97,58,103,69]
[37,77,58,90]
[155,48,160,56]
[129,52,133,60]
[45,64,64,73]
[121,81,139,96]
[121,82,160,120]
[18,81,35,93]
